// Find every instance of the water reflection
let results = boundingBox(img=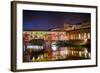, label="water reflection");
[23,44,91,62]
[51,46,90,61]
